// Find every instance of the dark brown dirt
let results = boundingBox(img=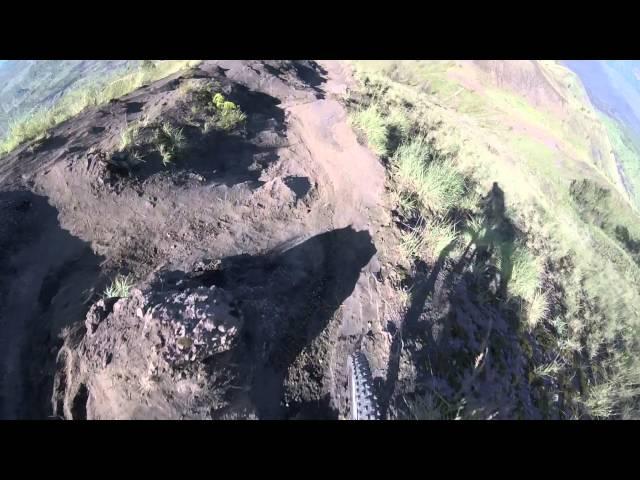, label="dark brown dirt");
[0,60,408,419]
